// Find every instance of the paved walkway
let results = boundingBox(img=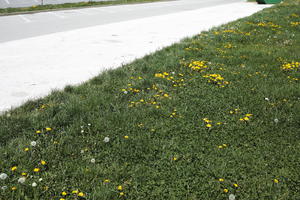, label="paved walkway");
[0,1,271,113]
